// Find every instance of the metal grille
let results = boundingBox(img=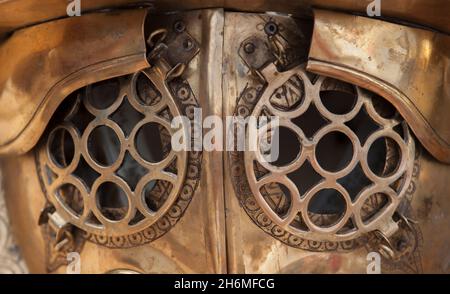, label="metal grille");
[37,64,201,247]
[235,63,415,245]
